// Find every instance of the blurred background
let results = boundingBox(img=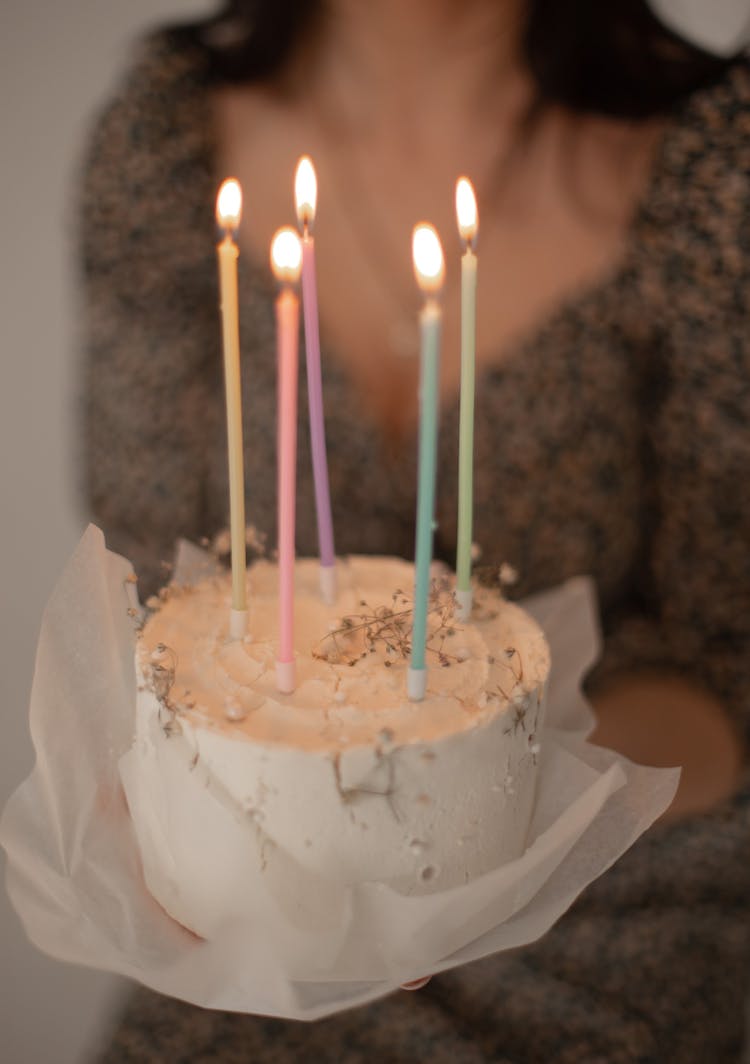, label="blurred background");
[1,3,214,1061]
